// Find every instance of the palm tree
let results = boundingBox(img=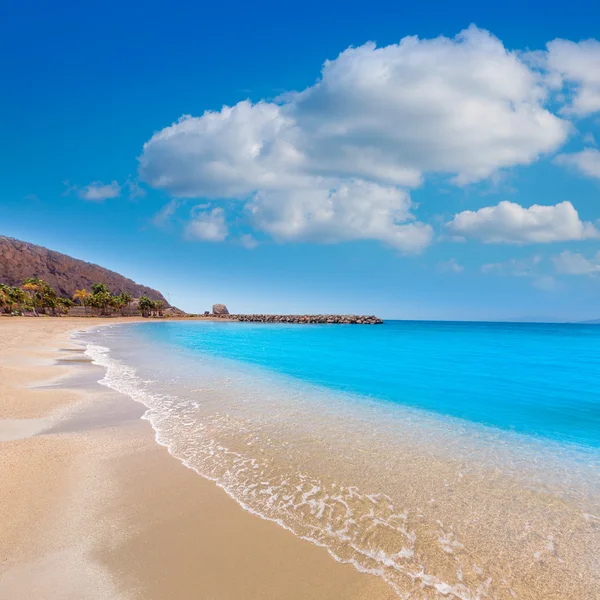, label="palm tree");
[155,300,165,317]
[57,297,74,316]
[110,294,124,316]
[0,284,10,313]
[118,292,133,316]
[73,289,91,316]
[91,291,113,317]
[9,287,27,314]
[88,283,114,316]
[21,277,44,316]
[91,283,110,295]
[40,284,58,315]
[44,295,58,316]
[137,295,154,318]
